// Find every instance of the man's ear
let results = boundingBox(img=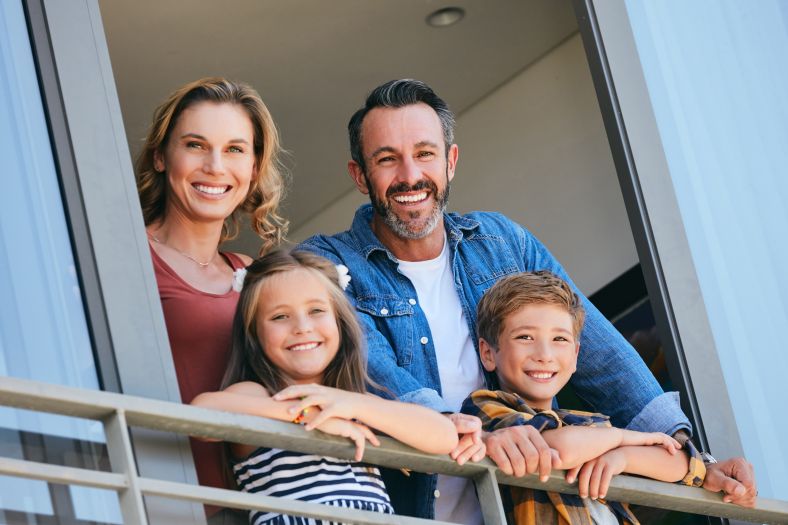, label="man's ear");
[348,160,369,195]
[153,149,165,173]
[446,143,458,183]
[479,338,497,372]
